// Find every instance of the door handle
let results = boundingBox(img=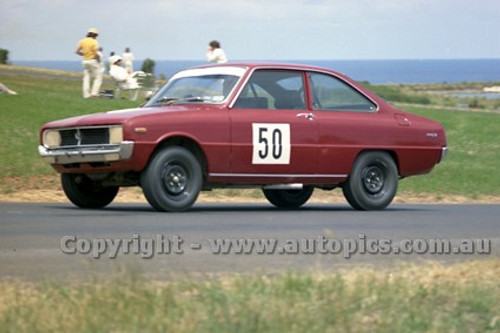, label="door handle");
[296,113,315,121]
